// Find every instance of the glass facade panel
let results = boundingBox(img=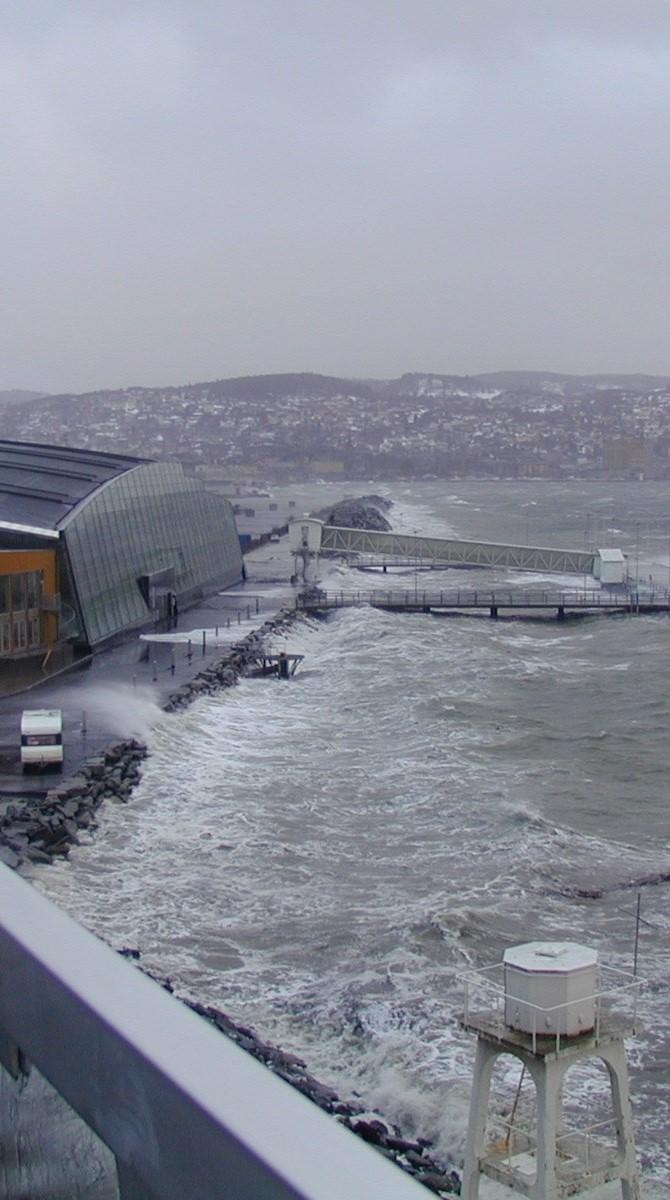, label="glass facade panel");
[63,462,243,645]
[13,618,27,650]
